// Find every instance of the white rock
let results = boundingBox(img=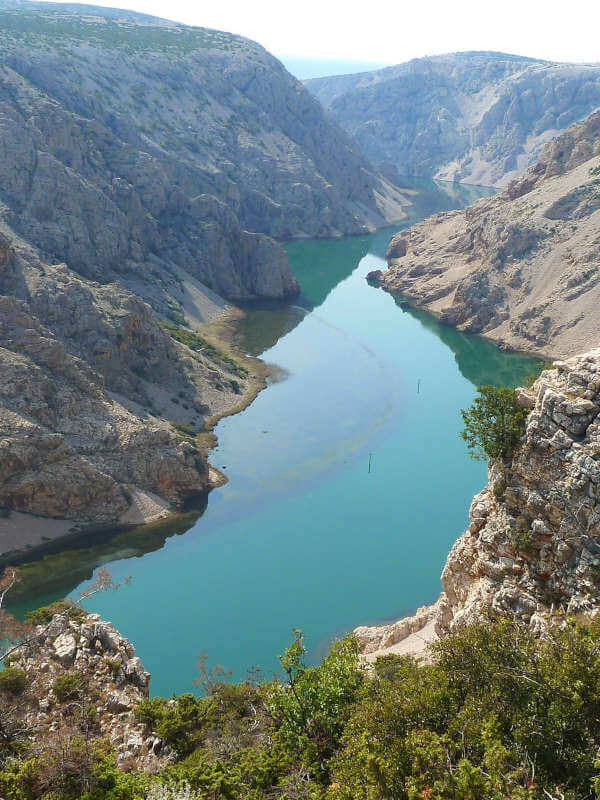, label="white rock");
[53,632,77,665]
